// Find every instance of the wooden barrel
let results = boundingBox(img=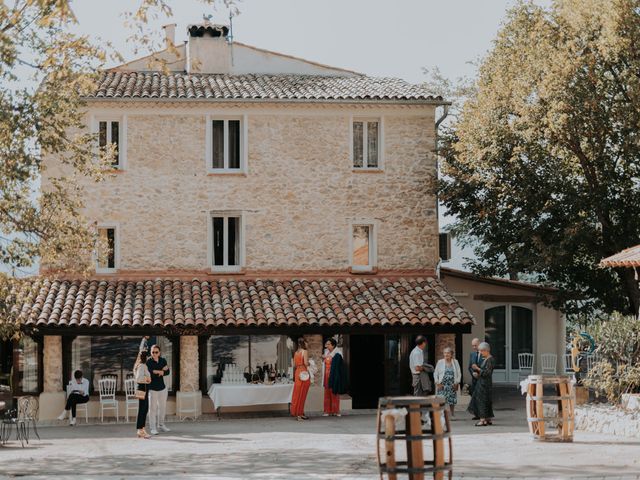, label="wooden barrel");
[525,375,575,442]
[376,396,453,480]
